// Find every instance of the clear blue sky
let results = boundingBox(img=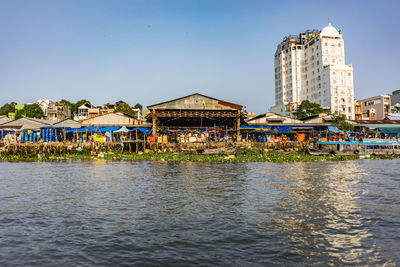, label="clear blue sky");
[0,0,399,114]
